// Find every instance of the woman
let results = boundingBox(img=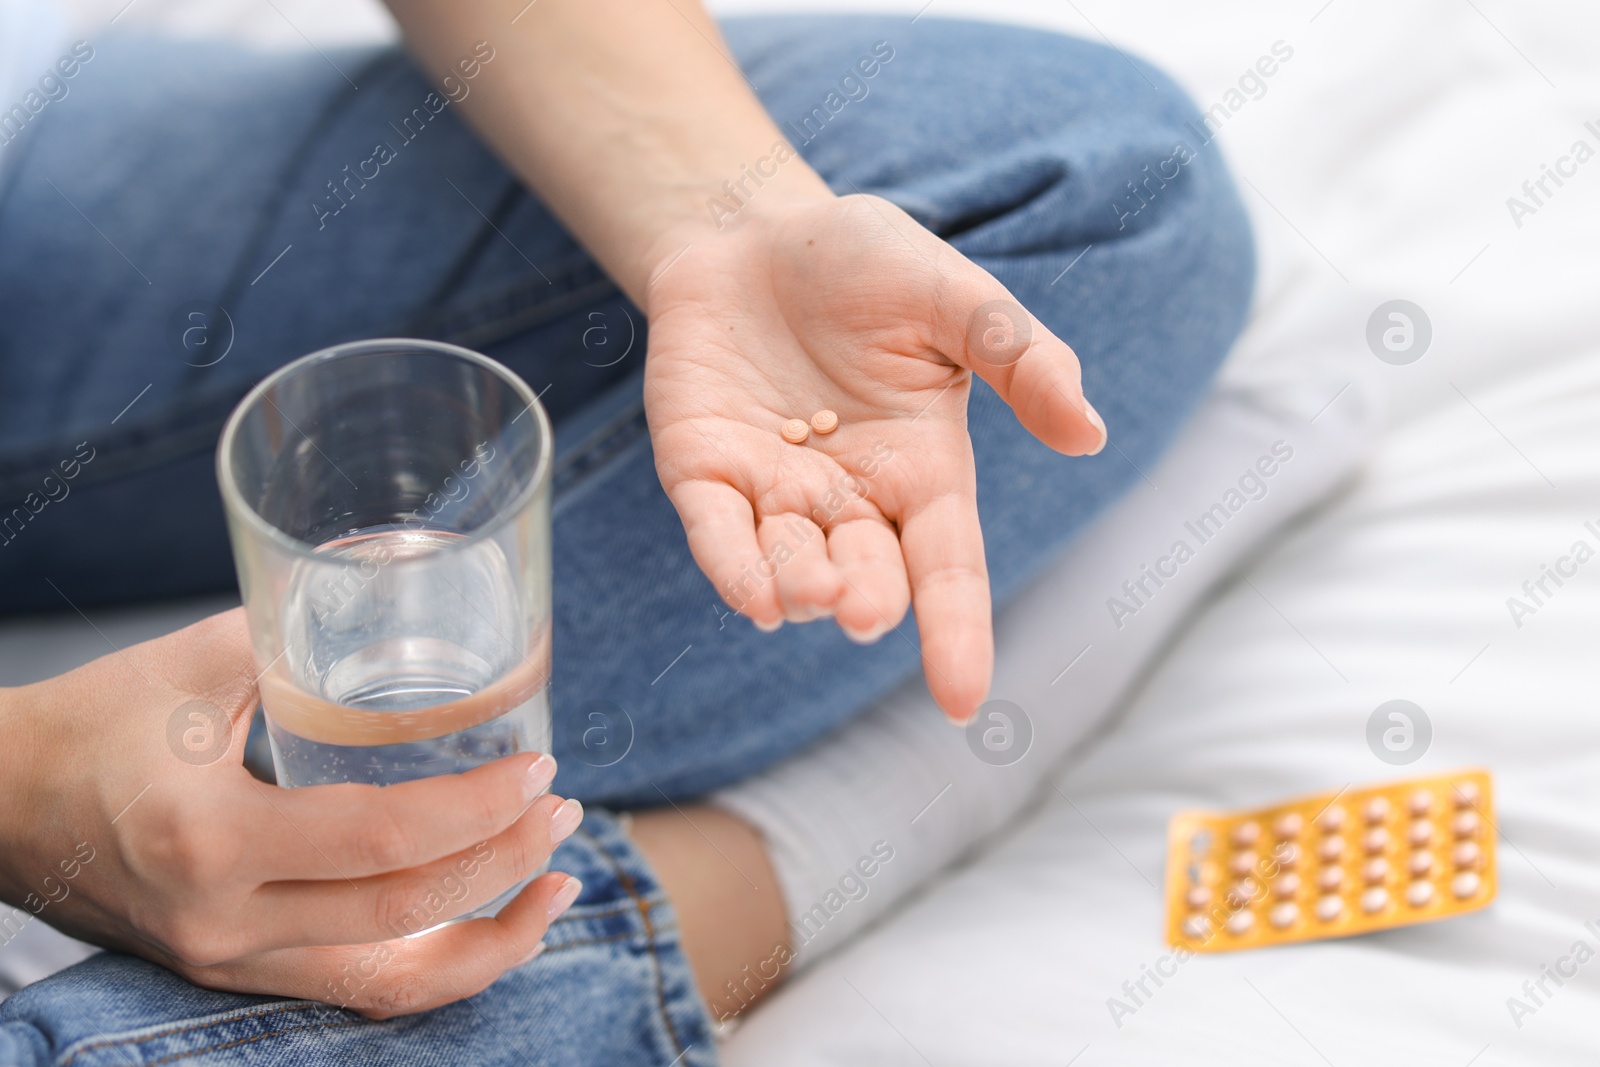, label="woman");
[0,1,1252,1062]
